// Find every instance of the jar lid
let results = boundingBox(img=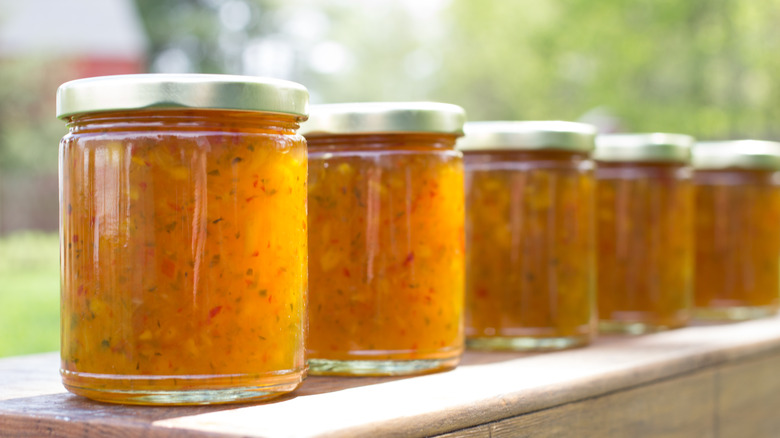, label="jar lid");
[693,140,780,170]
[56,74,309,120]
[456,121,596,152]
[594,133,693,163]
[300,102,466,136]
